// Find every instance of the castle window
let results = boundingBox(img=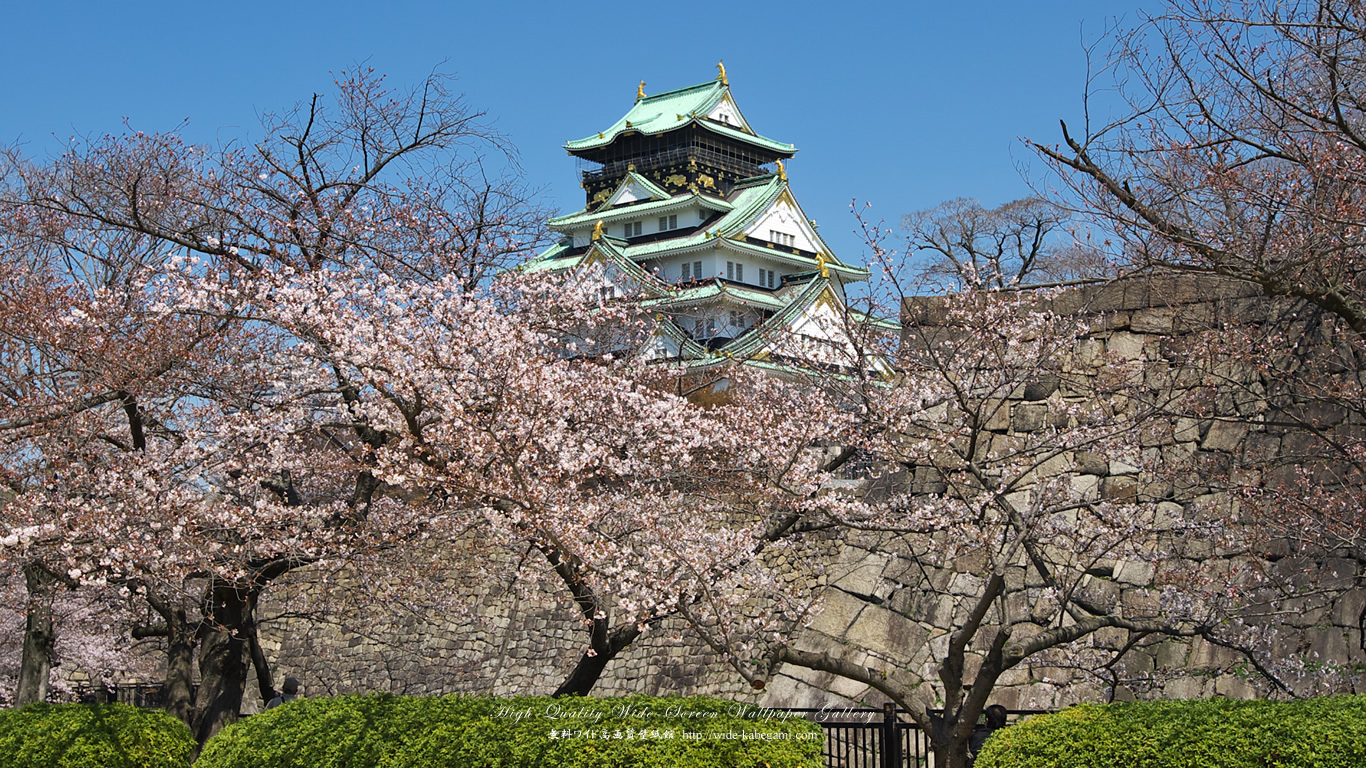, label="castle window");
[624,221,642,238]
[726,261,734,280]
[735,263,744,282]
[681,262,691,280]
[694,260,702,278]
[658,214,678,232]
